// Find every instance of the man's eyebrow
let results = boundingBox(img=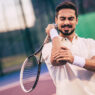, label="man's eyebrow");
[60,16,66,18]
[59,16,74,18]
[68,16,74,18]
